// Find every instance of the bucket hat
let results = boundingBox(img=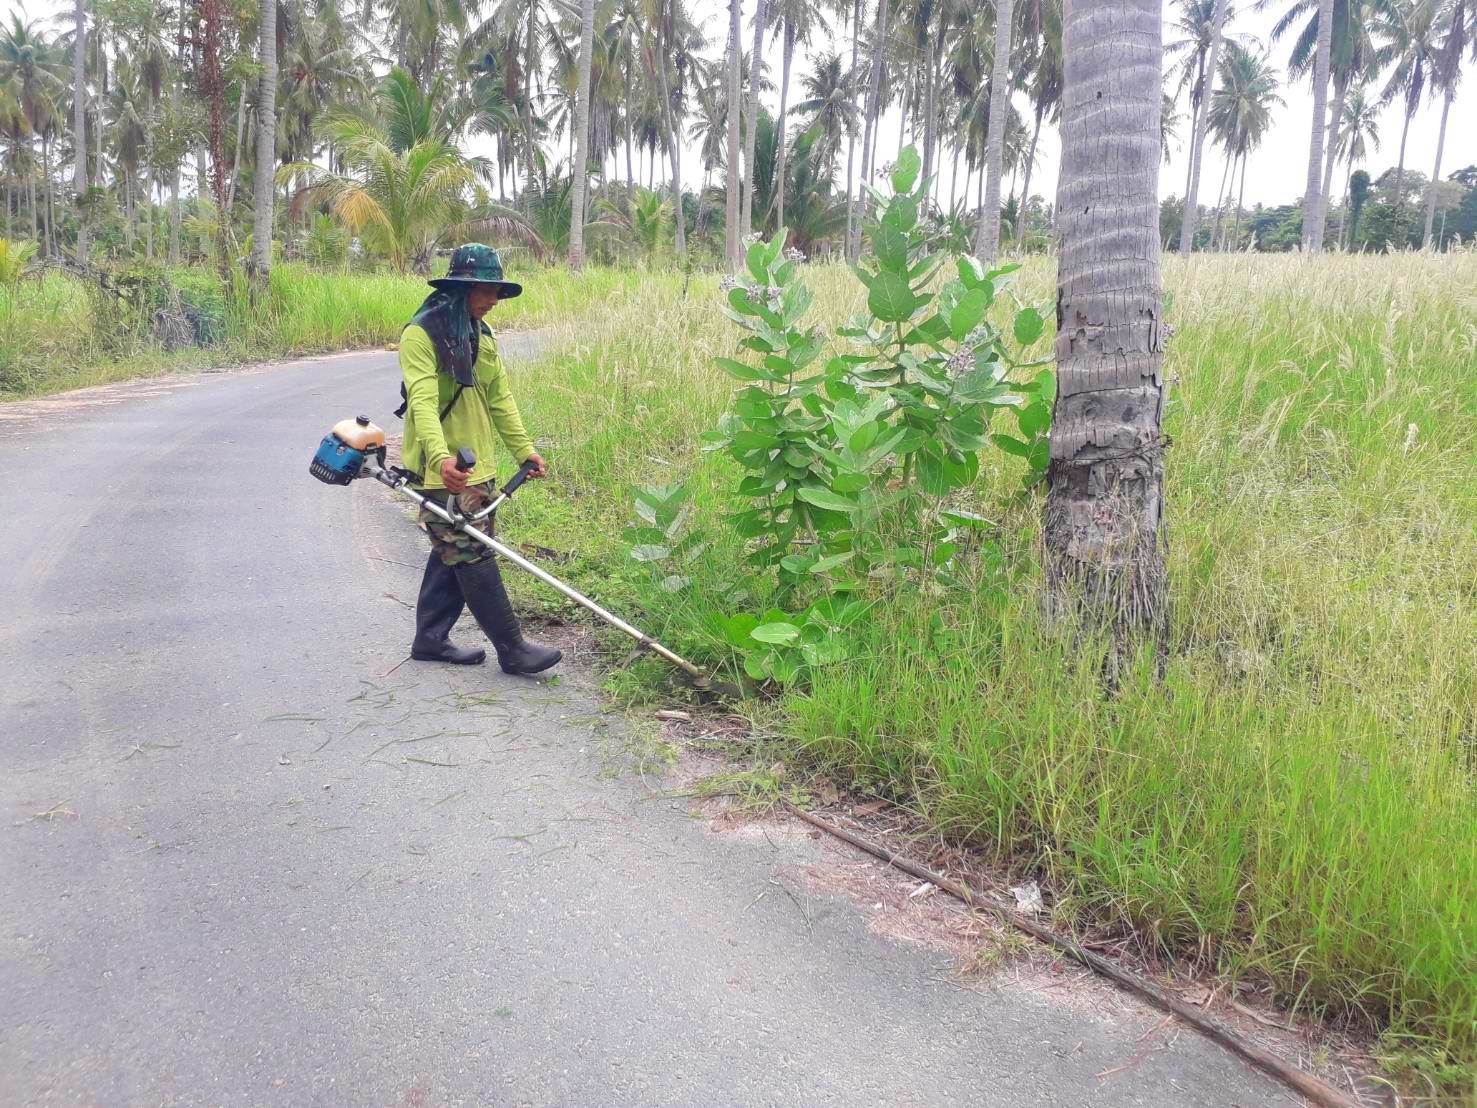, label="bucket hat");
[428,243,523,298]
